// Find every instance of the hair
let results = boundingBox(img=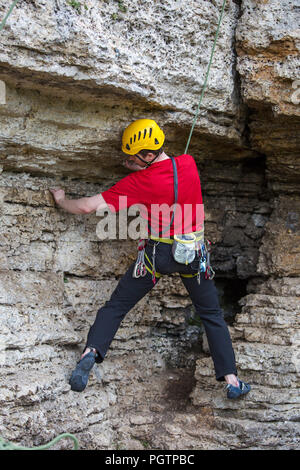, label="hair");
[138,148,164,158]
